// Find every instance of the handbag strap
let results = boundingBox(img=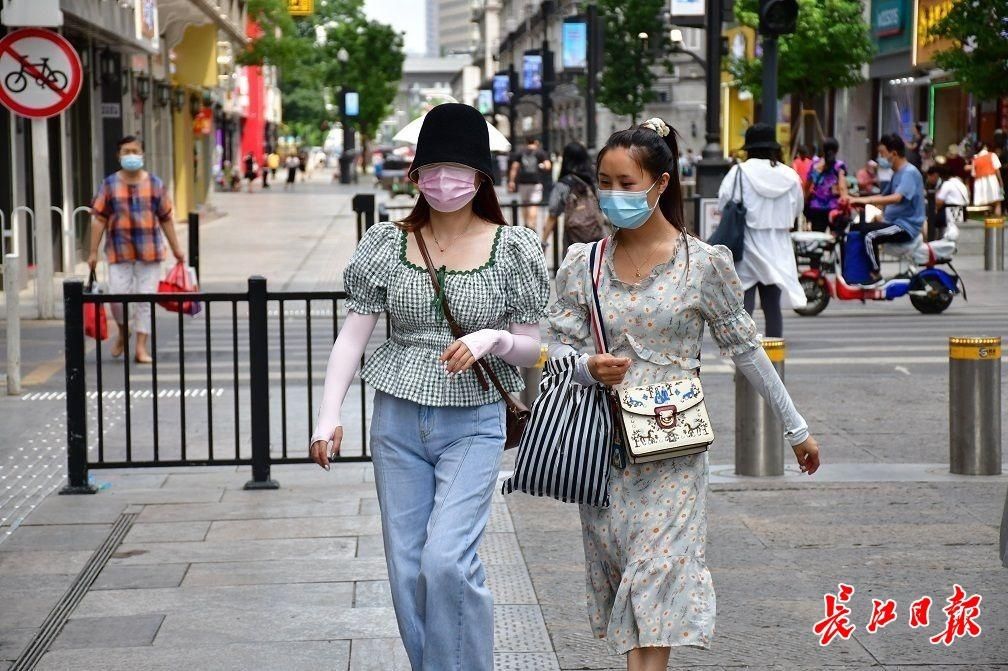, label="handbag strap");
[587,238,610,355]
[731,164,744,204]
[412,227,520,402]
[86,269,97,293]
